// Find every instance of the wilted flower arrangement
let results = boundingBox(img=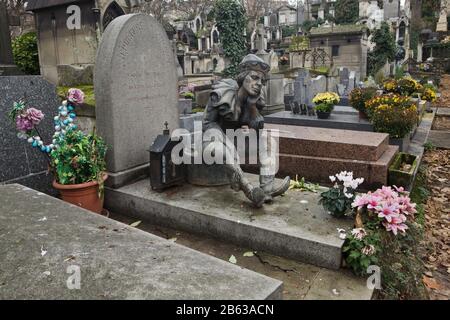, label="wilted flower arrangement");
[319,171,364,218]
